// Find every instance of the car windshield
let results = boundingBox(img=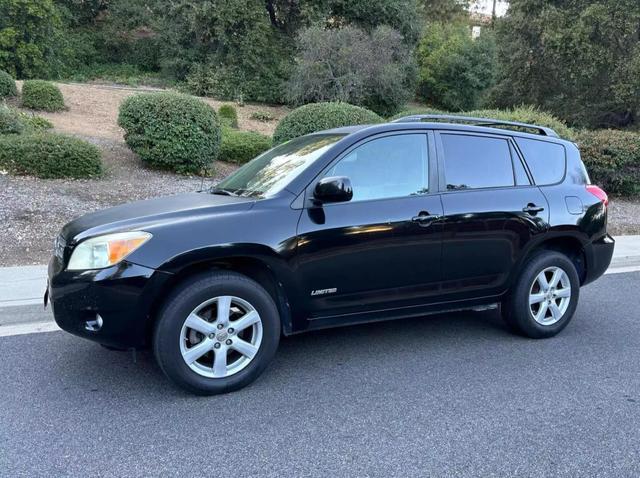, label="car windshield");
[213,134,345,198]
